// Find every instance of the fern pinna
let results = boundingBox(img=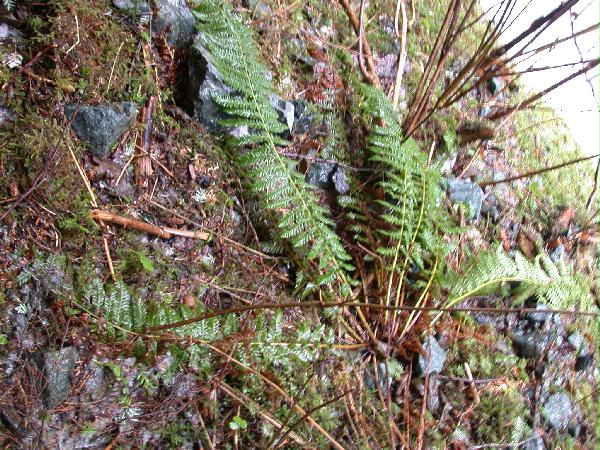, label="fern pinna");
[193,1,354,298]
